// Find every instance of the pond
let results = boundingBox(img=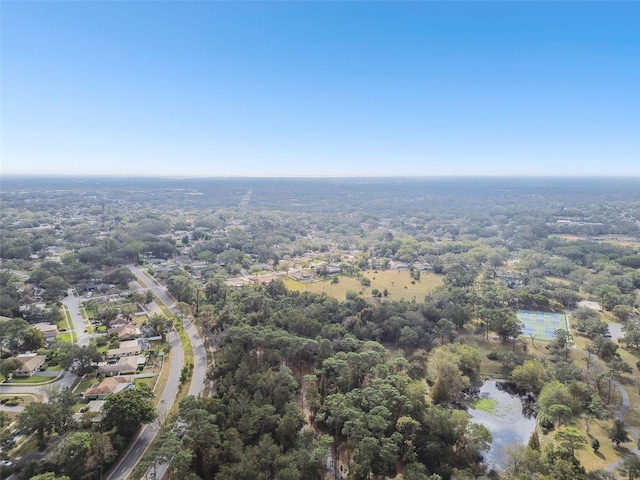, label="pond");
[468,380,537,471]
